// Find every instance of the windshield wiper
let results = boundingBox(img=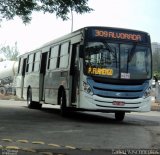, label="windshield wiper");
[127,44,137,72]
[104,42,118,68]
[128,44,136,62]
